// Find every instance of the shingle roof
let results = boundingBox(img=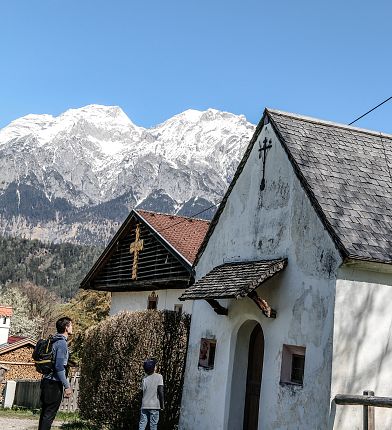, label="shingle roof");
[180,259,287,300]
[268,109,392,263]
[194,109,392,267]
[0,338,36,354]
[137,210,210,264]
